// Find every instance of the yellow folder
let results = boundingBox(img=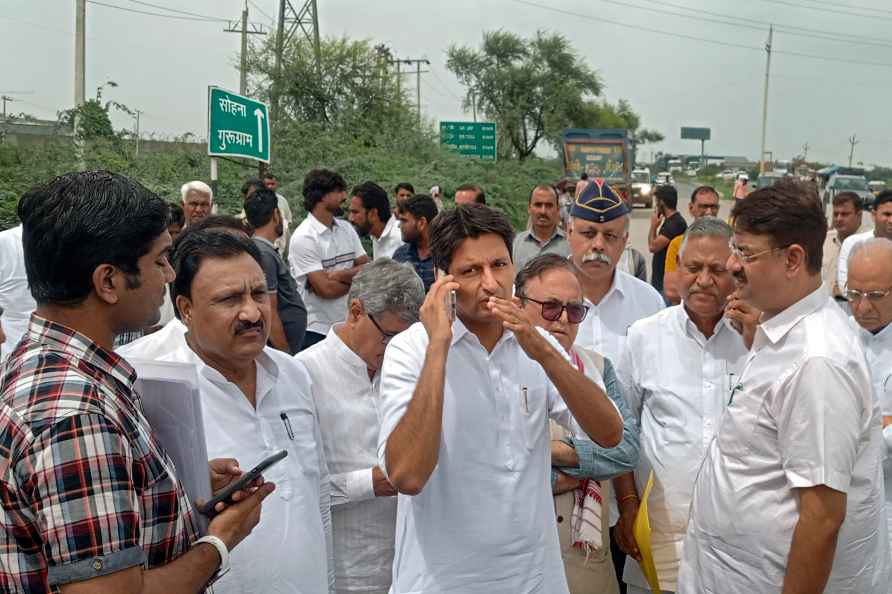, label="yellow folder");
[633,469,661,594]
